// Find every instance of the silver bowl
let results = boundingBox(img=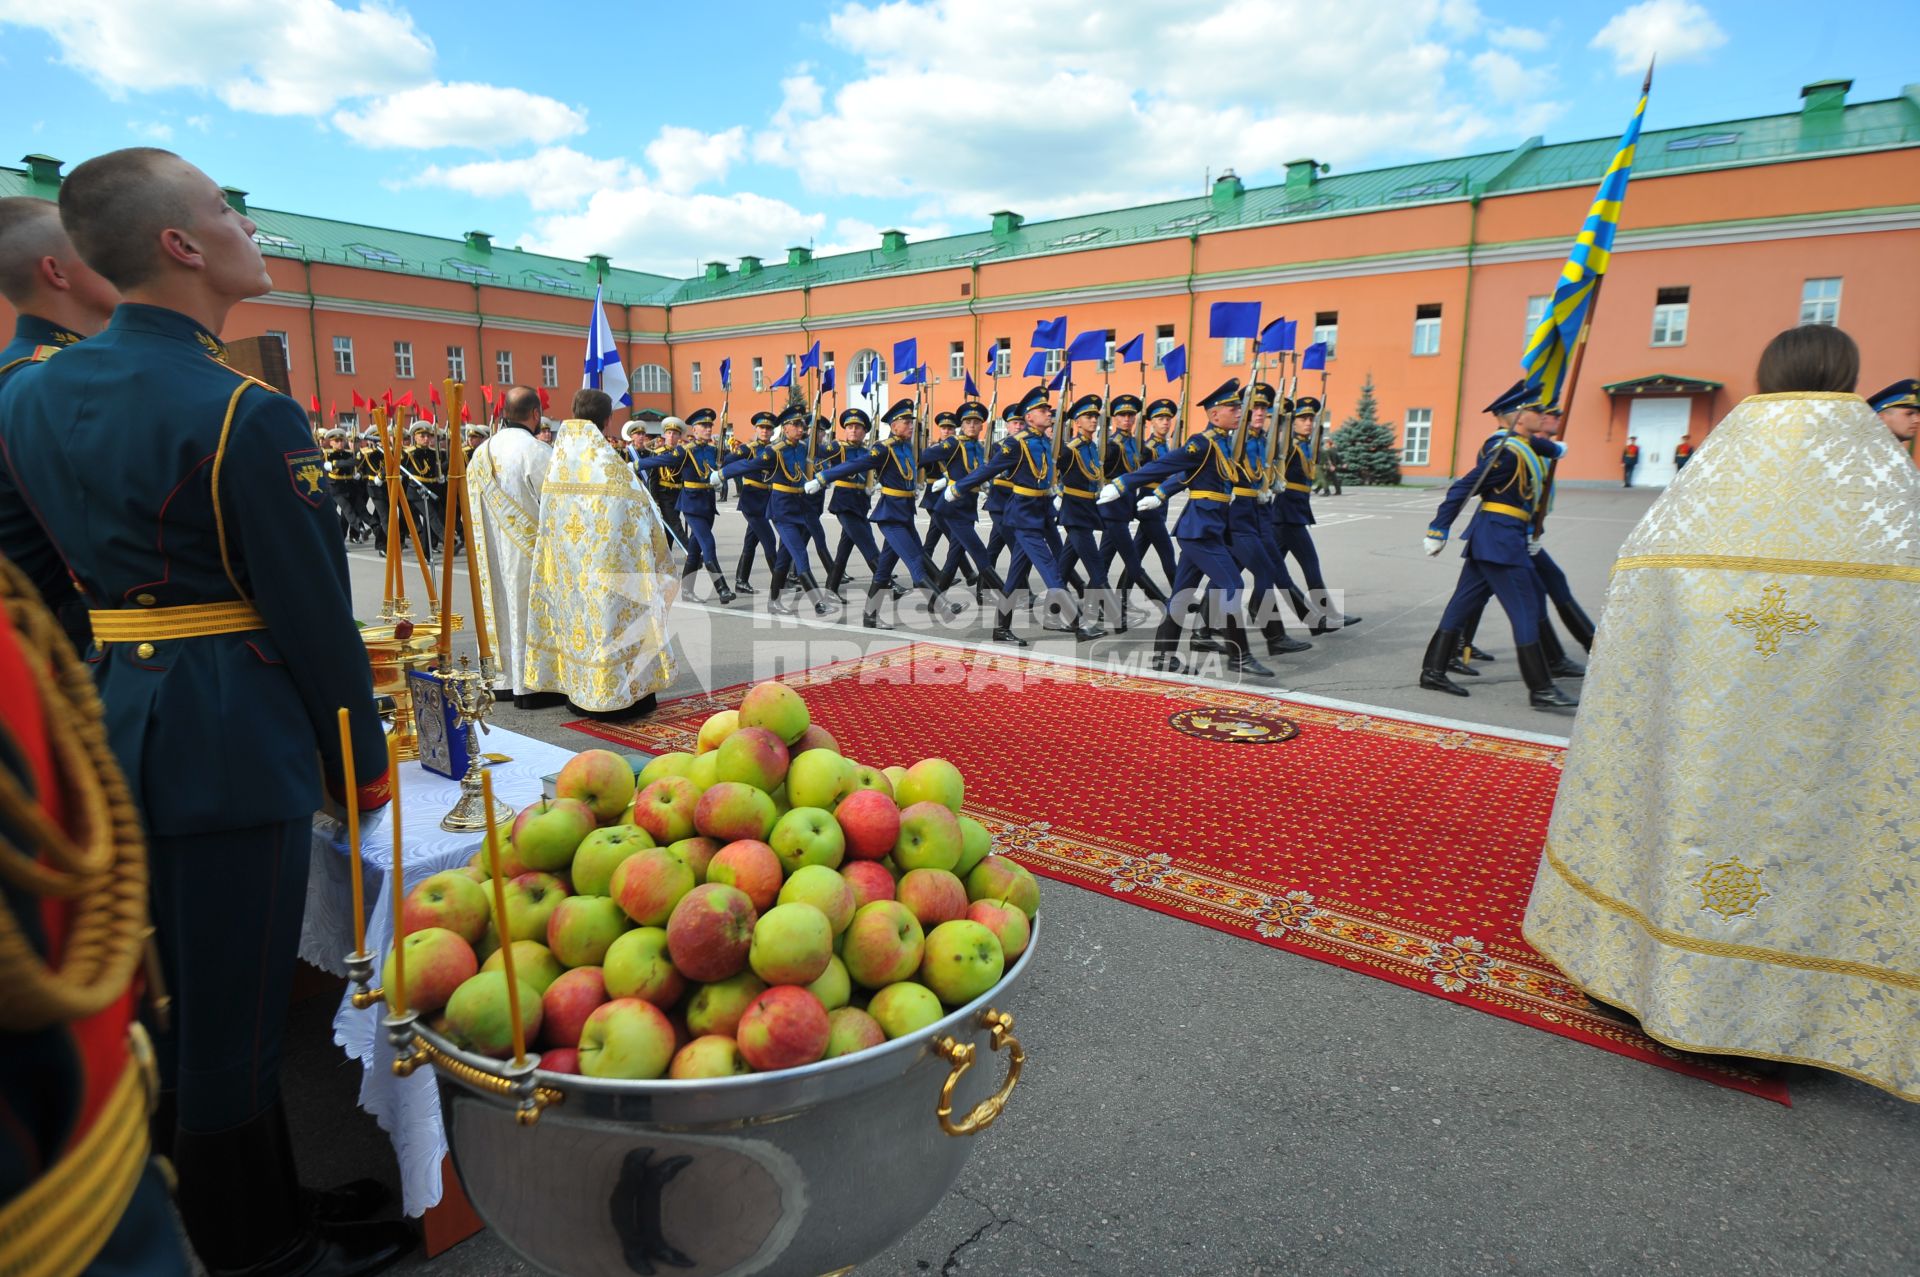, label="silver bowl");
[404,921,1037,1277]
